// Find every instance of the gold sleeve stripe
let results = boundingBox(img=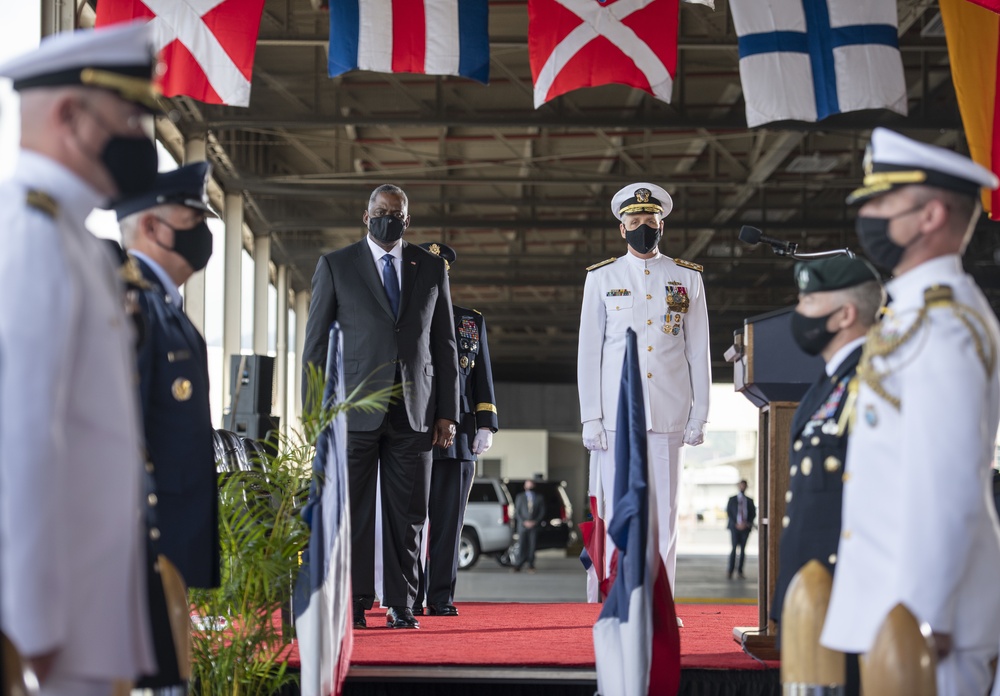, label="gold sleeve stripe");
[475,403,497,414]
